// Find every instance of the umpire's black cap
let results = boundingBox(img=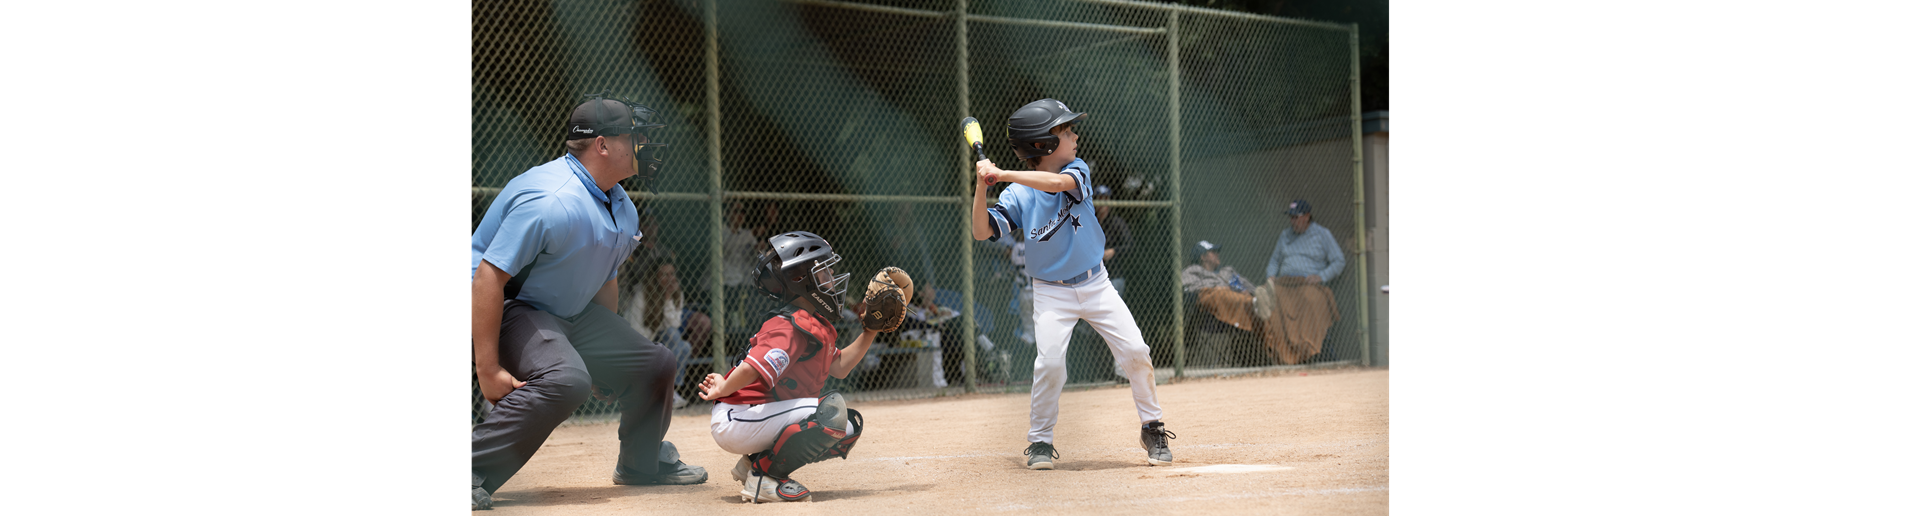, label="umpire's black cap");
[566,96,662,141]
